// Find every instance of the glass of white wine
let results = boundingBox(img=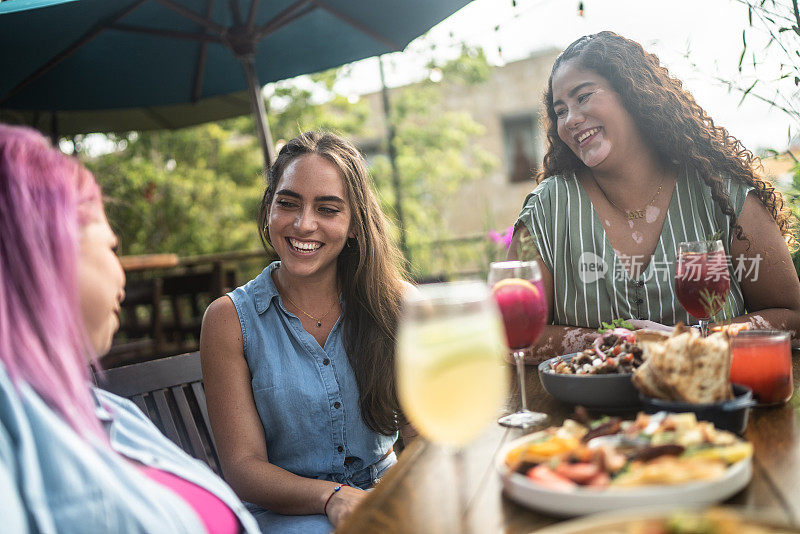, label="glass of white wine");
[396,281,508,531]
